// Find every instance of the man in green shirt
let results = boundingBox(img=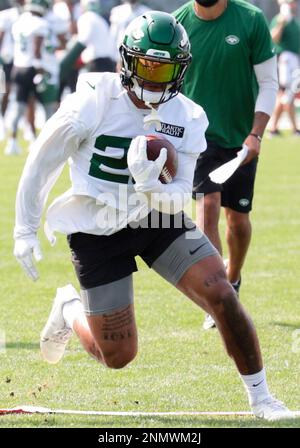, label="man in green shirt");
[174,0,278,329]
[269,0,300,136]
